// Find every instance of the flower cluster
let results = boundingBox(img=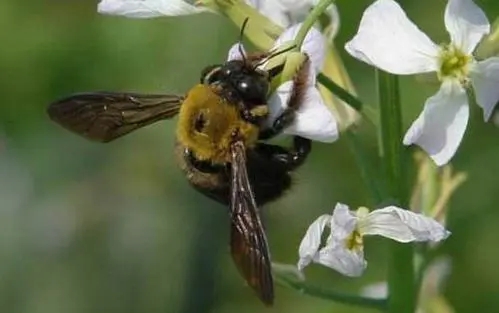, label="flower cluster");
[92,0,490,308]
